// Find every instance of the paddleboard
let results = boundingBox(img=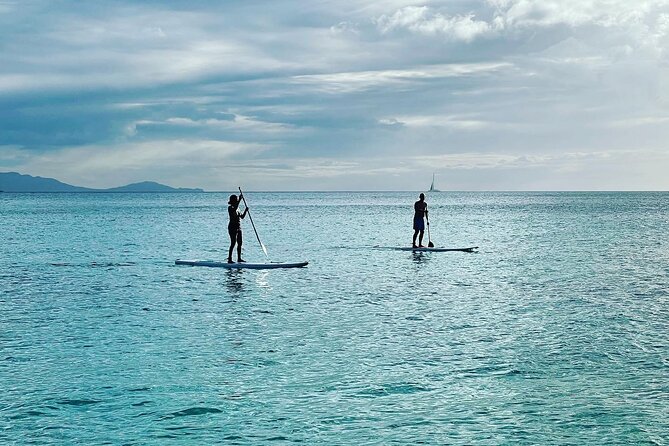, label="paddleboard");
[175,259,308,269]
[395,246,478,252]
